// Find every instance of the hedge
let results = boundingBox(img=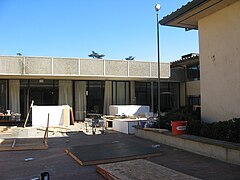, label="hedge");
[156,107,240,143]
